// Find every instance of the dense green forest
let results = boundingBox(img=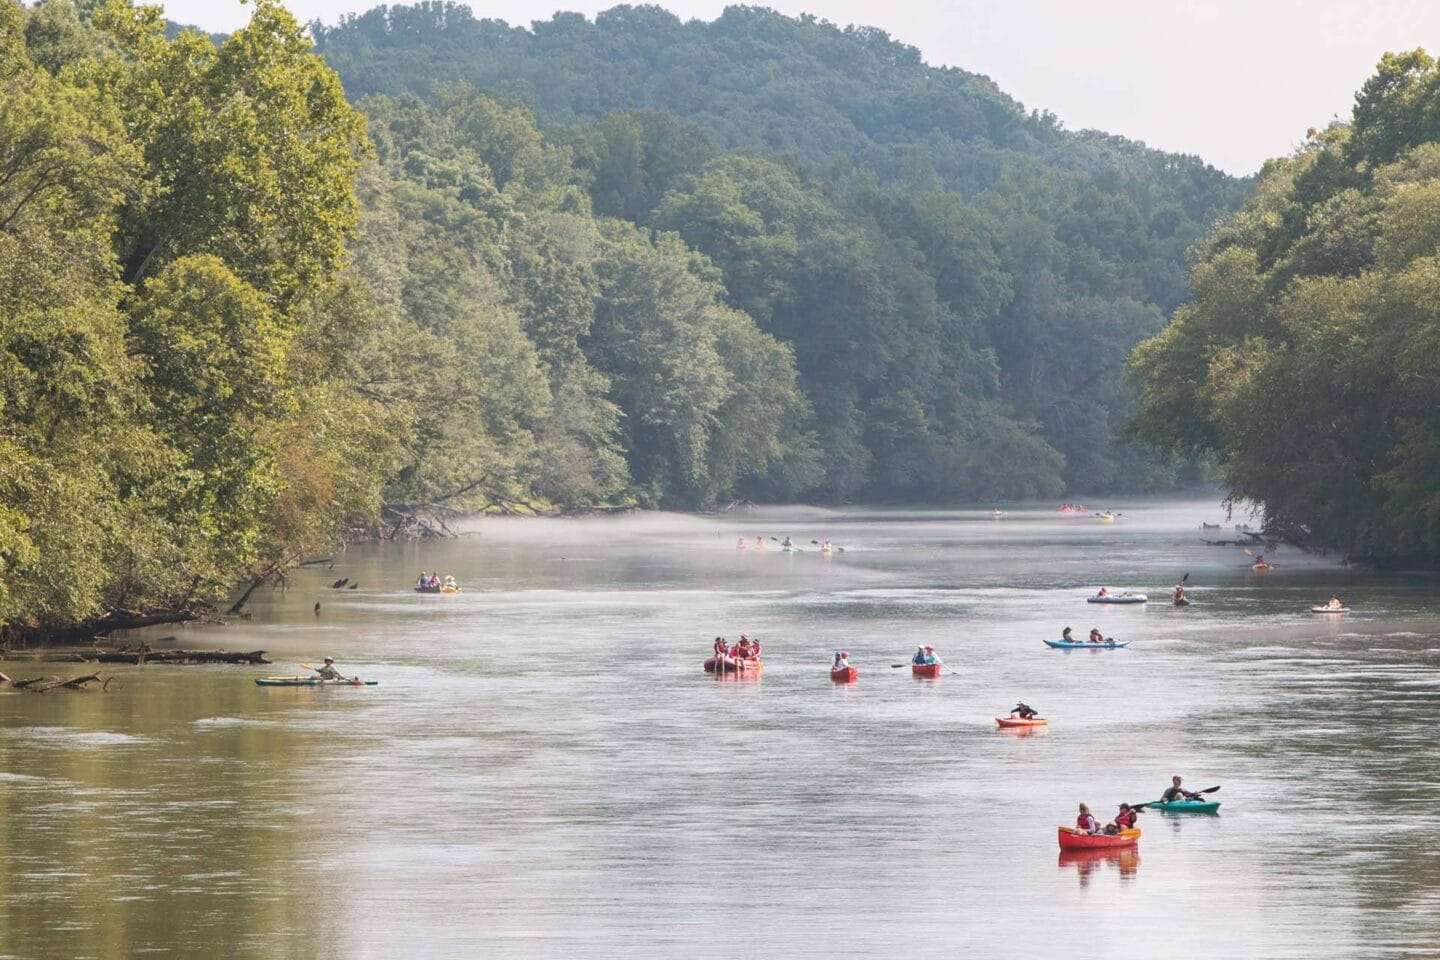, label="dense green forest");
[1130,52,1440,564]
[1,0,1250,639]
[311,2,1247,499]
